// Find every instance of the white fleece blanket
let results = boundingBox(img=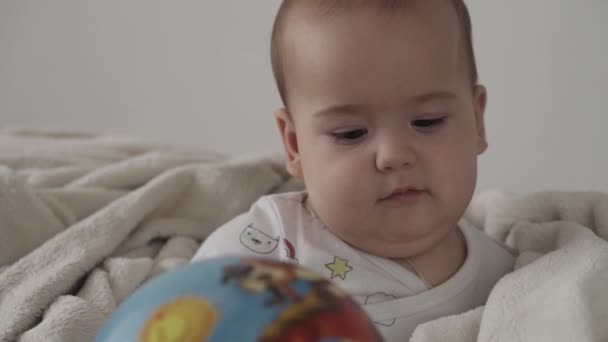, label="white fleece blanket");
[0,128,302,342]
[412,191,608,342]
[1,128,607,342]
